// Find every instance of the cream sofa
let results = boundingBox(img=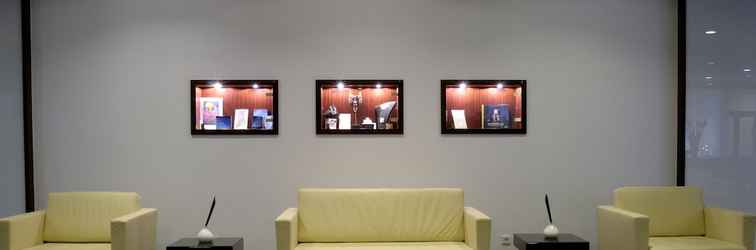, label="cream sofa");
[0,192,157,250]
[598,186,755,250]
[275,188,491,250]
